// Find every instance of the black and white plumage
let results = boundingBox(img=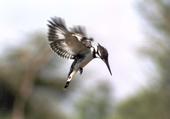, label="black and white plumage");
[47,17,112,88]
